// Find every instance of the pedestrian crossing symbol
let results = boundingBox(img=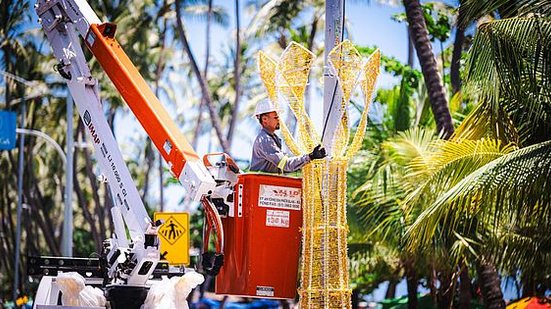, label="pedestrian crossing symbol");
[159,216,186,245]
[154,212,190,265]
